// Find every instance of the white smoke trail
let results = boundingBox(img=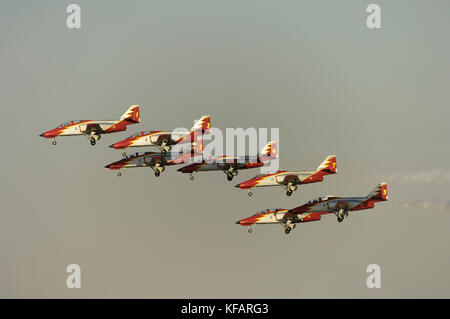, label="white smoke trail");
[384,170,450,184]
[394,200,450,212]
